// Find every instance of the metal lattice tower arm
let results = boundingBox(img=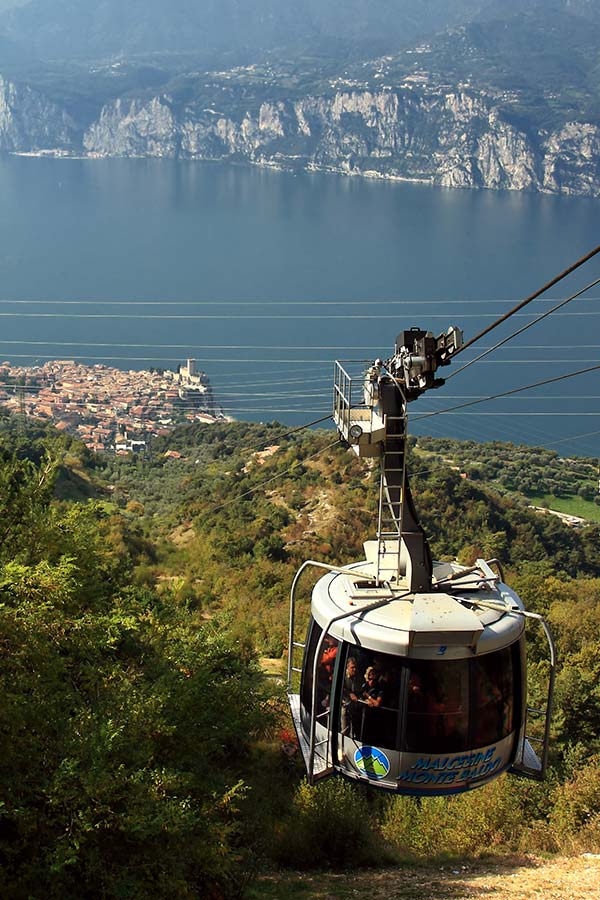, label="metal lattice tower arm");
[333,326,463,591]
